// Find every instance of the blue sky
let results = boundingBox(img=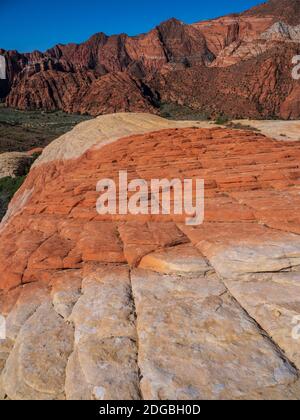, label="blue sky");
[1,0,263,52]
